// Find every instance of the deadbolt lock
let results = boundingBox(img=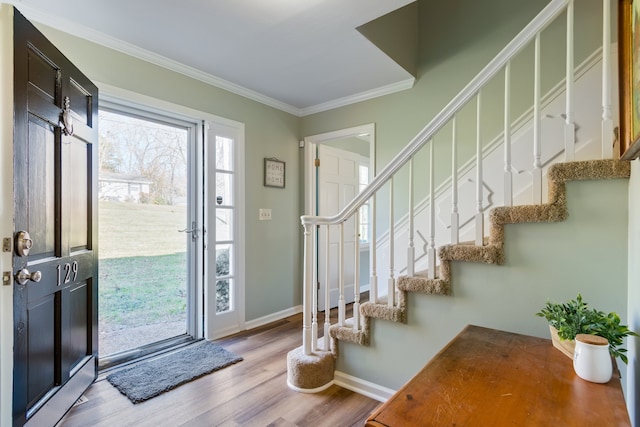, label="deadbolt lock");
[14,231,33,257]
